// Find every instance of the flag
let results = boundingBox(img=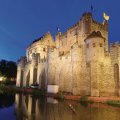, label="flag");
[103,12,110,21]
[91,5,95,12]
[57,27,60,32]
